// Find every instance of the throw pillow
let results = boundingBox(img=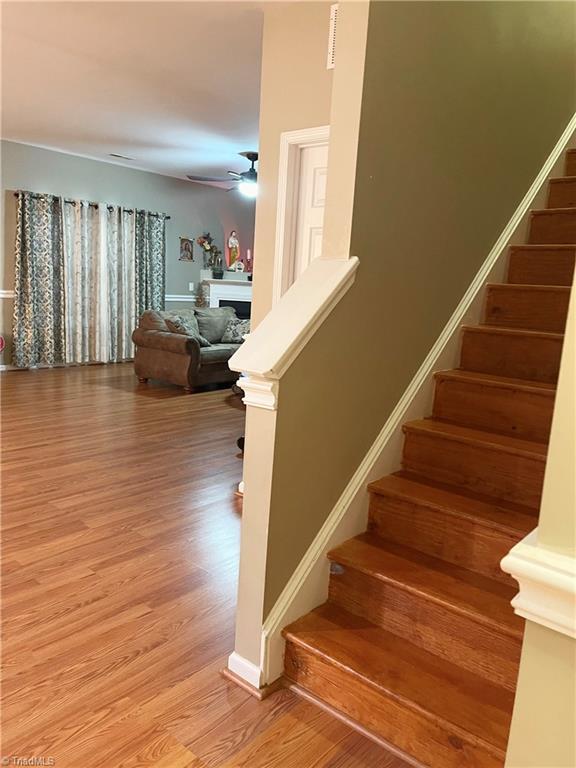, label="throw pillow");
[221,318,250,344]
[165,314,211,347]
[194,306,236,344]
